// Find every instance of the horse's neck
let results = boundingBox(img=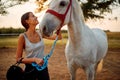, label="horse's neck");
[67,21,84,47]
[67,0,86,46]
